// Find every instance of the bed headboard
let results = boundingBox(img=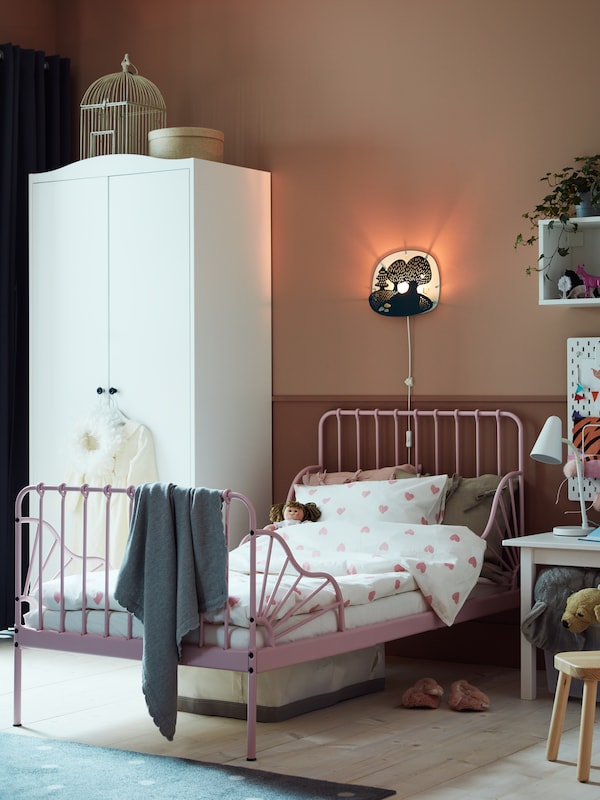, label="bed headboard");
[288,408,525,549]
[315,408,523,478]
